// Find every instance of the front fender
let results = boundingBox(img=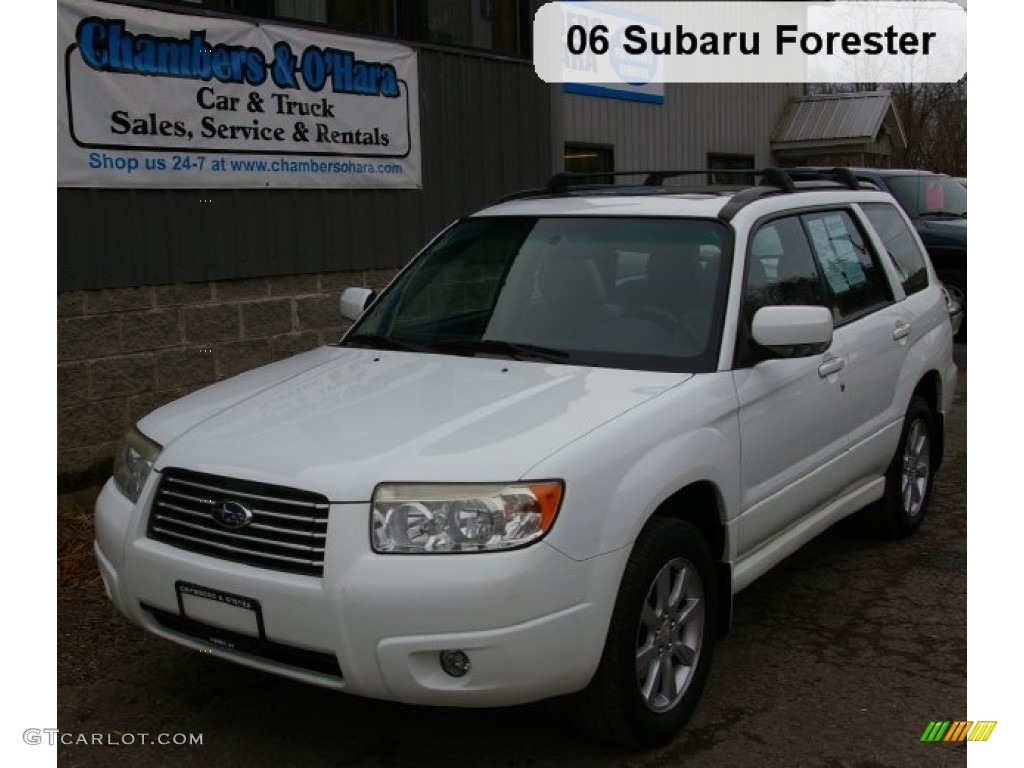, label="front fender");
[529,373,741,563]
